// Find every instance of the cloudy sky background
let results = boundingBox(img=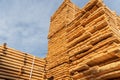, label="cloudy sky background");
[0,0,119,58]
